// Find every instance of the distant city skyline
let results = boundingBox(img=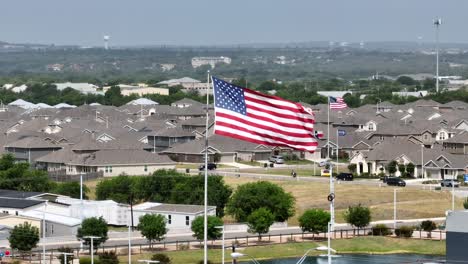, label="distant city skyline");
[1,0,468,46]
